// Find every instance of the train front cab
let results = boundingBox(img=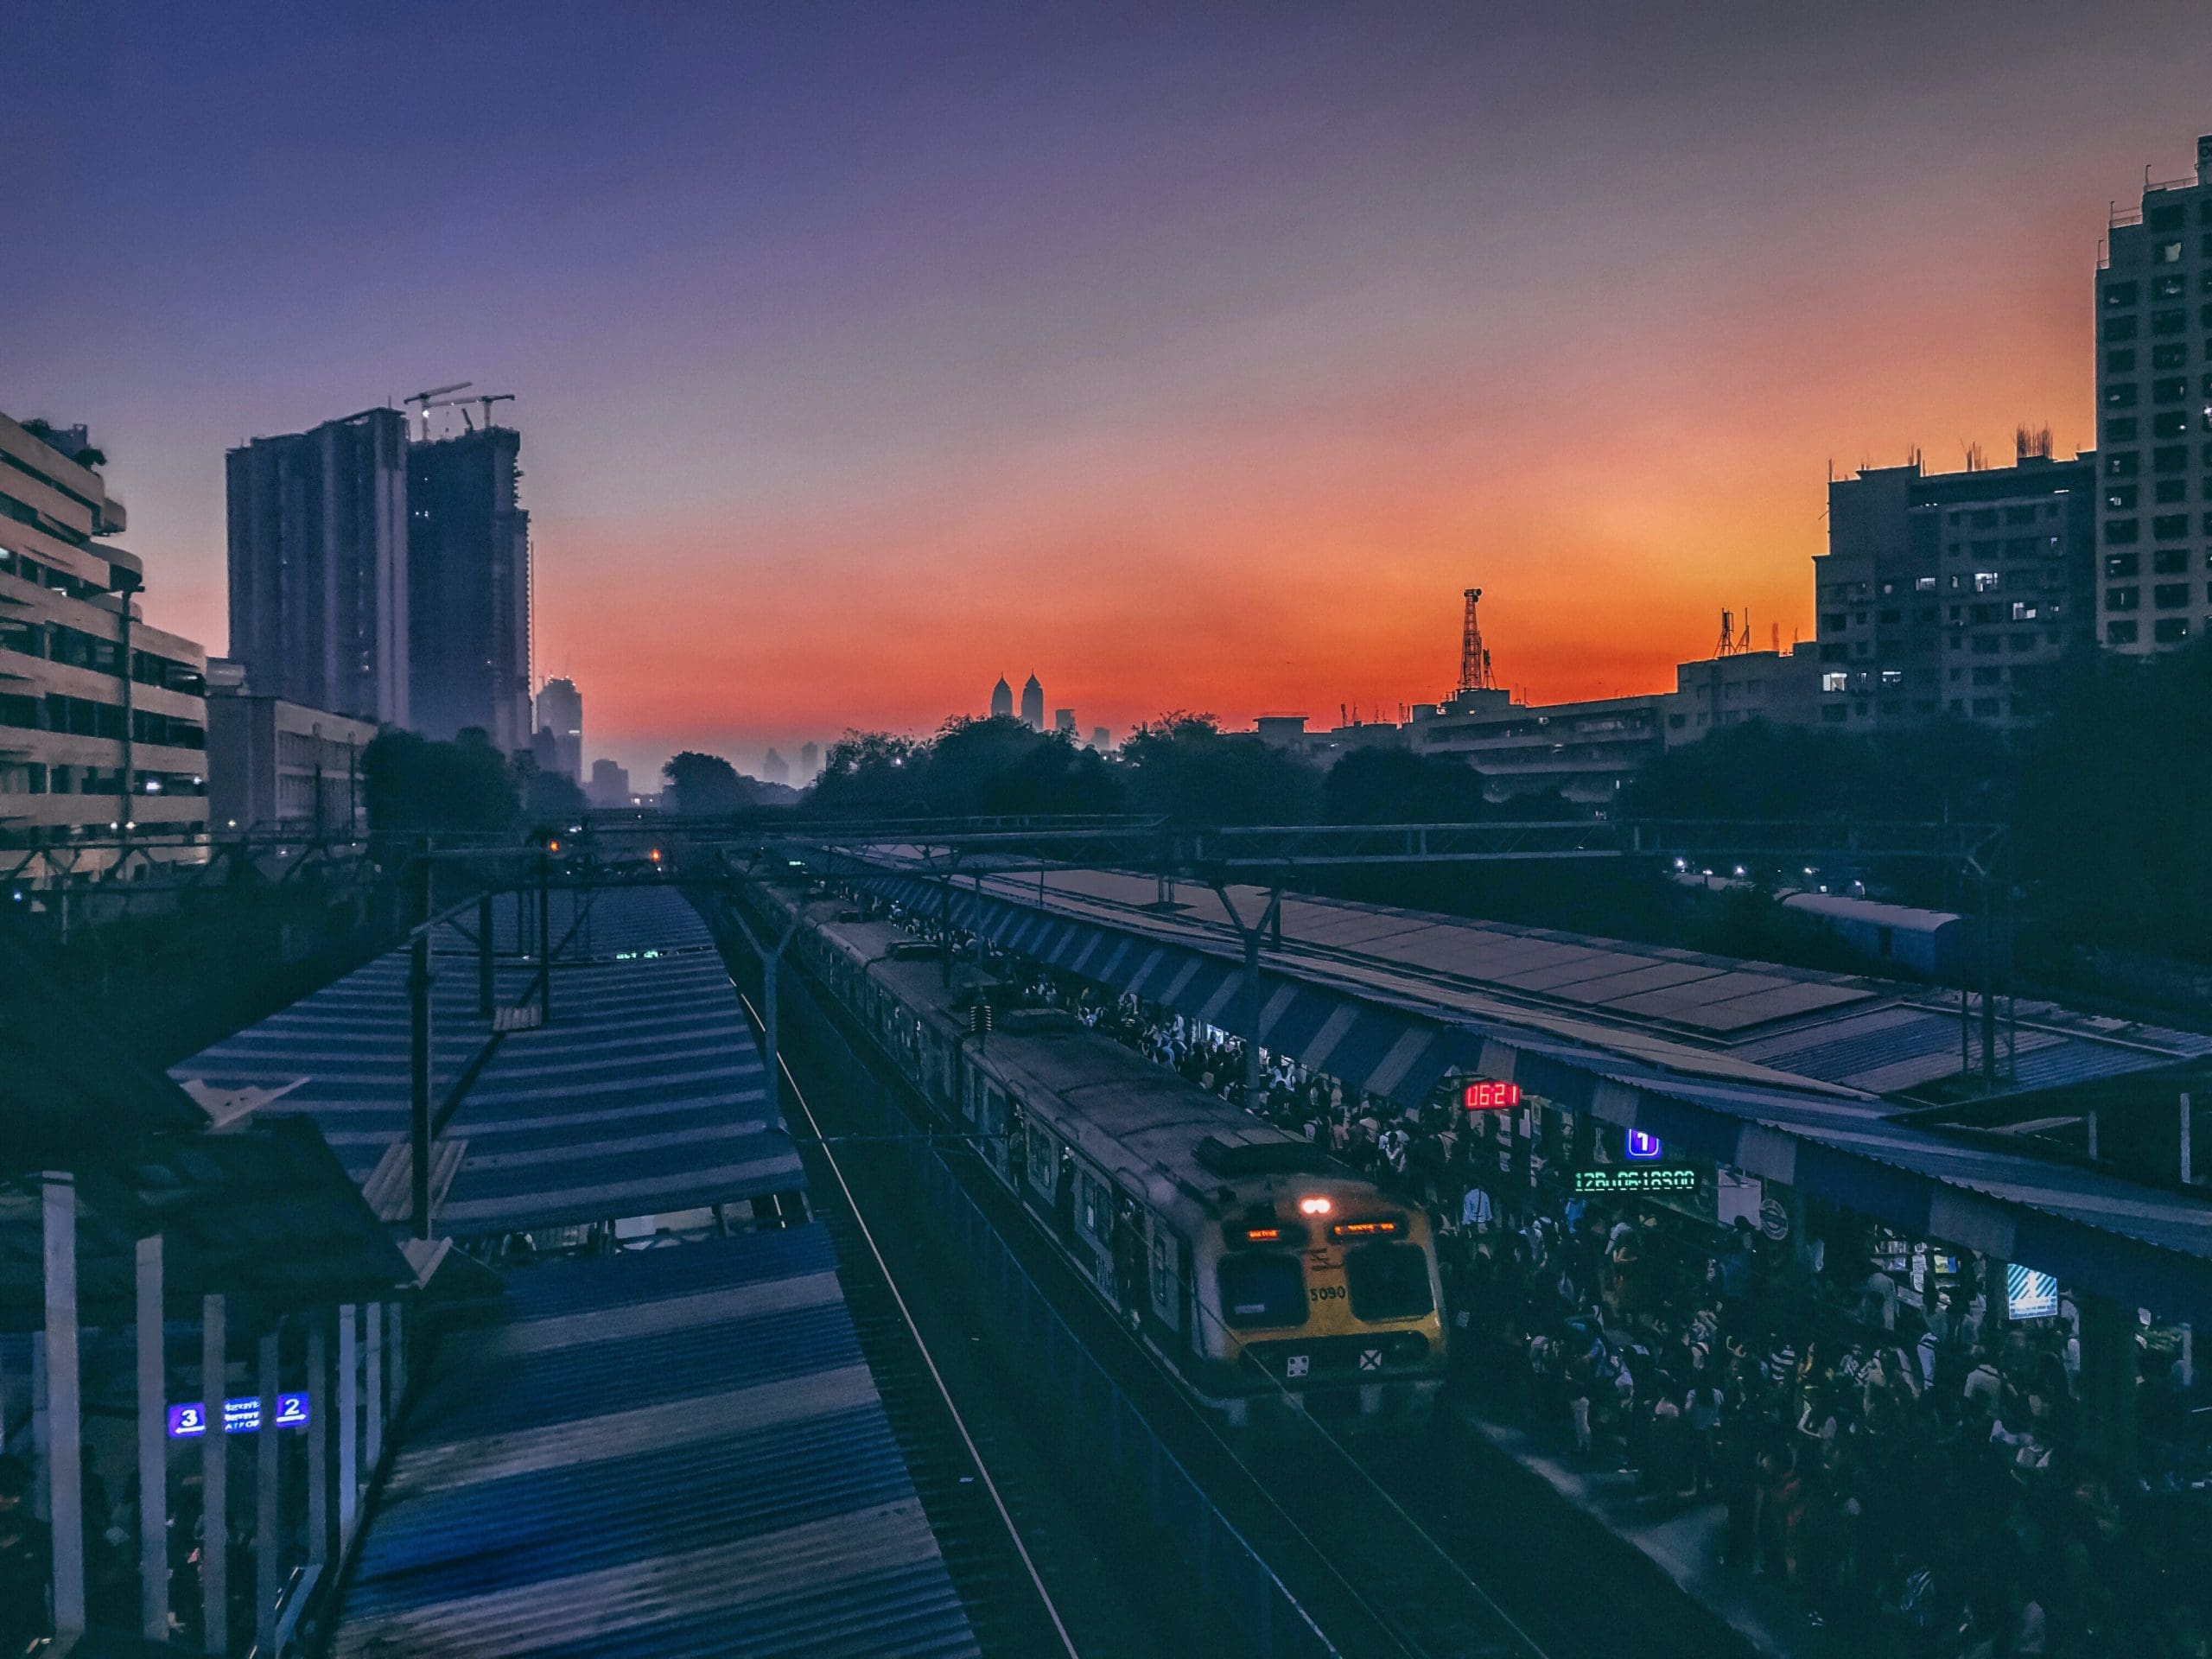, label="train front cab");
[1196,1196,1445,1432]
